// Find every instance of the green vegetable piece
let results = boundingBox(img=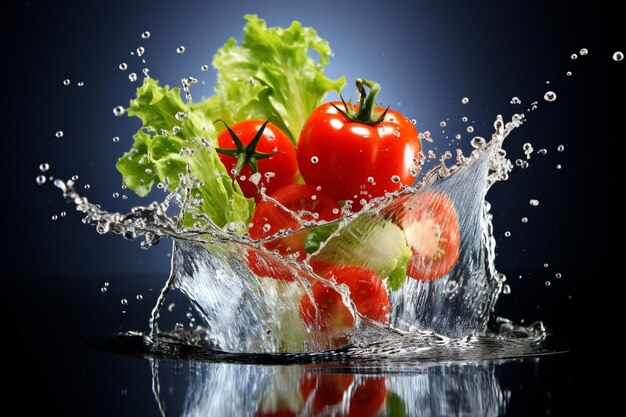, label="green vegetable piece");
[386,391,407,417]
[116,78,254,229]
[209,15,345,143]
[304,222,340,254]
[311,216,411,290]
